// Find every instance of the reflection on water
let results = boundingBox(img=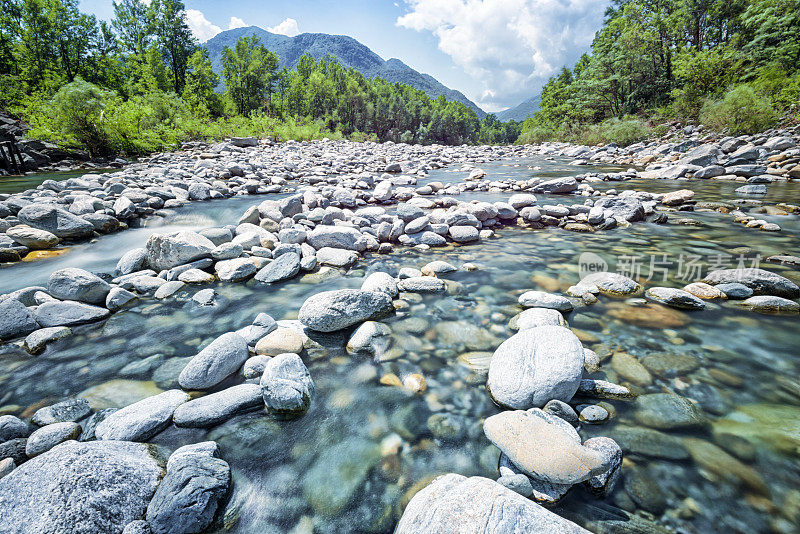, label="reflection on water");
[1,157,799,533]
[0,168,116,195]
